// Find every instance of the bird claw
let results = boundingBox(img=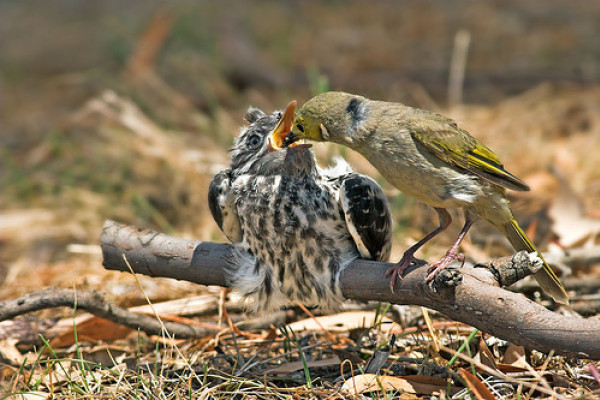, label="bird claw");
[425,251,464,283]
[386,254,427,292]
